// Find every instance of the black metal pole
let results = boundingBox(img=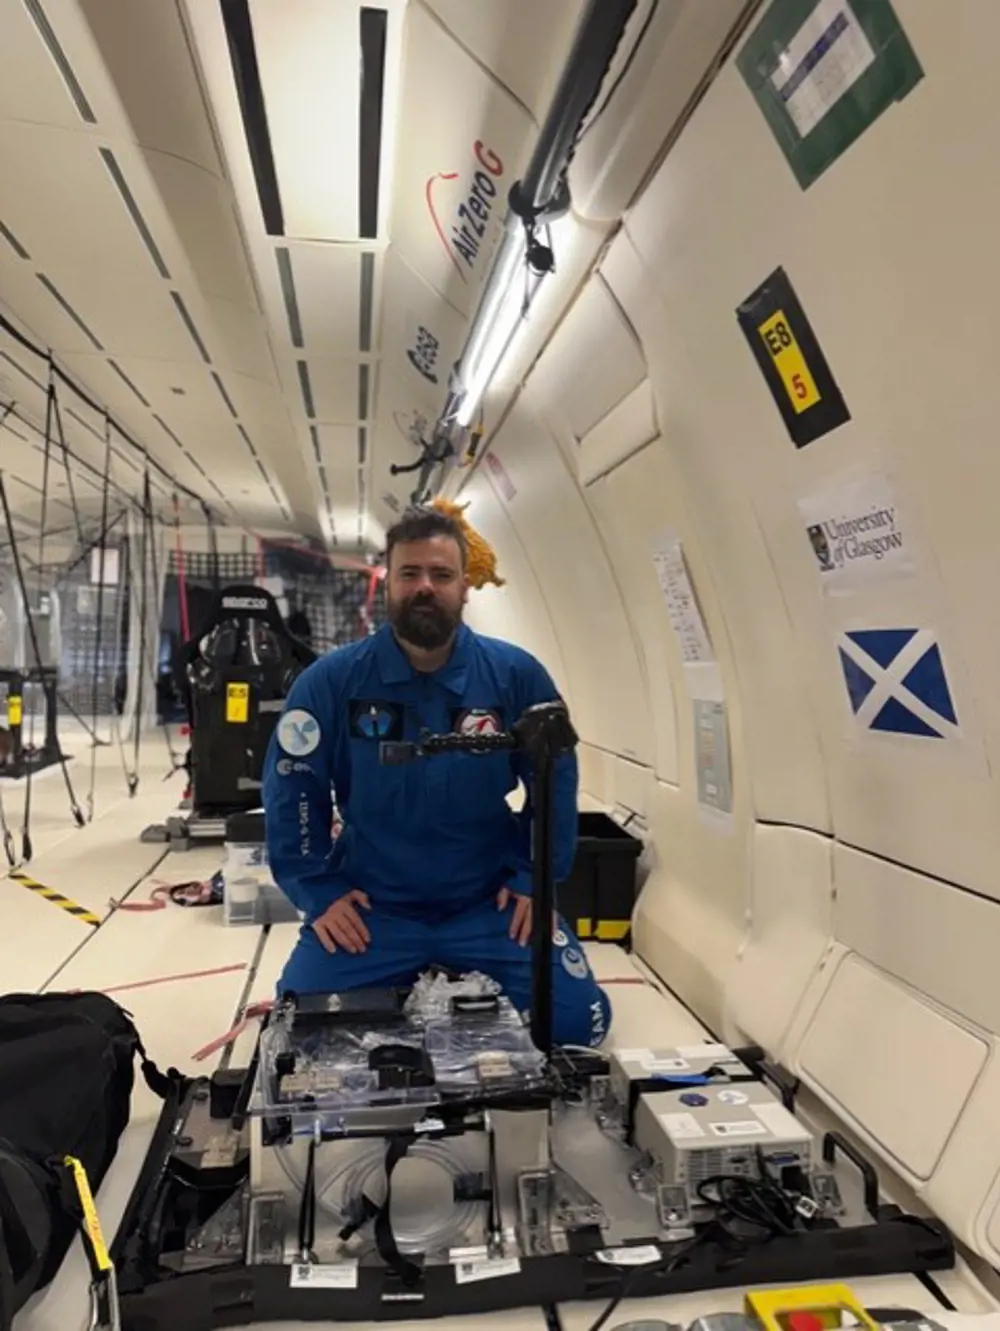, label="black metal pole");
[529,743,555,1056]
